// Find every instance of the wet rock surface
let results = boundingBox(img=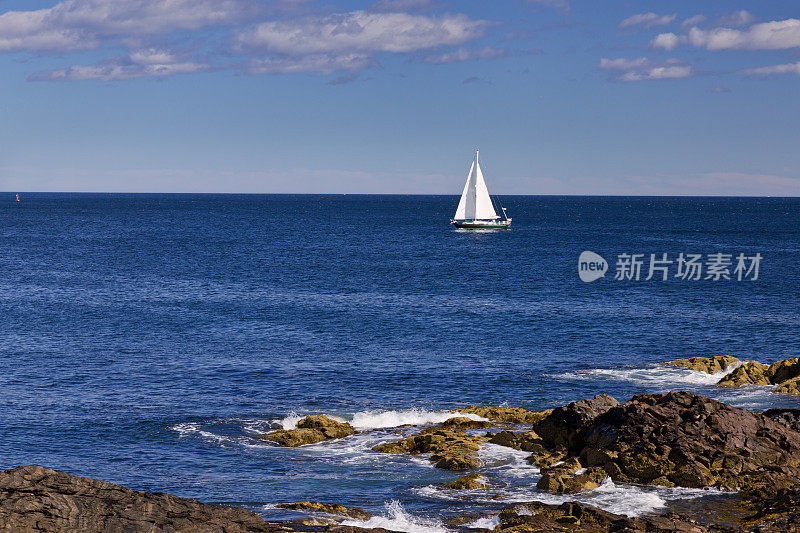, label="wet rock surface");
[446,472,488,490]
[260,415,356,447]
[665,356,800,396]
[716,361,771,388]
